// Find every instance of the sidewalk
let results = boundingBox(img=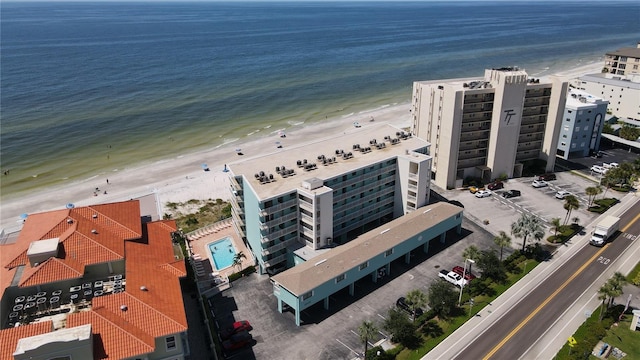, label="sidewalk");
[423,192,640,360]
